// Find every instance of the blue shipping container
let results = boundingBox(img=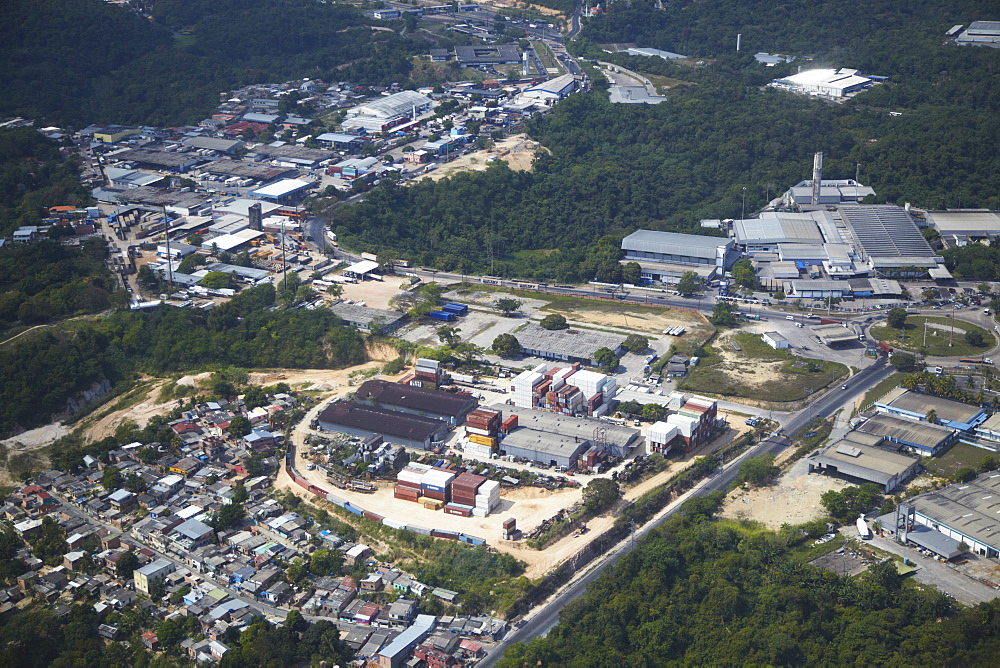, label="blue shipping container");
[428,311,457,321]
[421,484,447,493]
[344,503,363,515]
